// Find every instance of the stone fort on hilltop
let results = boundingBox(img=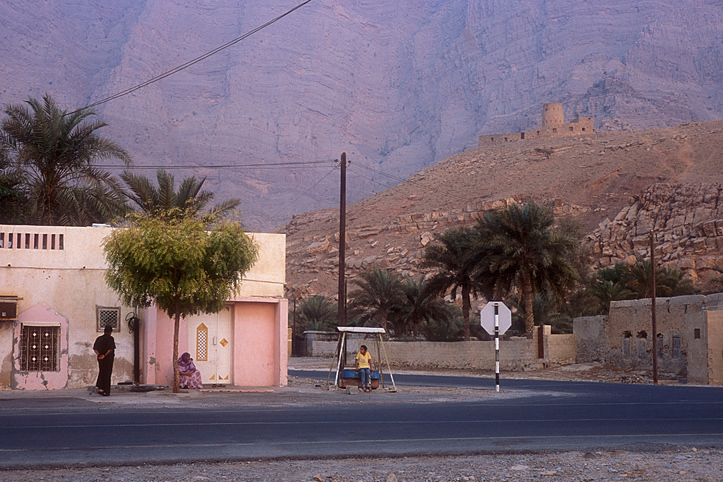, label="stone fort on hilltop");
[479,103,594,146]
